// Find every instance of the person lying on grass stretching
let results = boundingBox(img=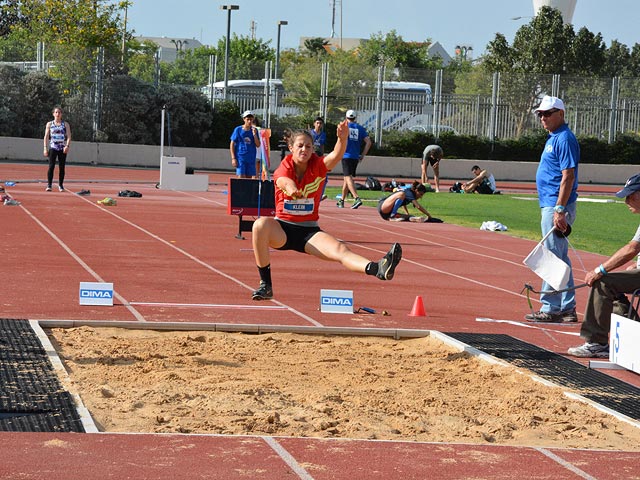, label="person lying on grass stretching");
[377,181,441,223]
[250,120,402,300]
